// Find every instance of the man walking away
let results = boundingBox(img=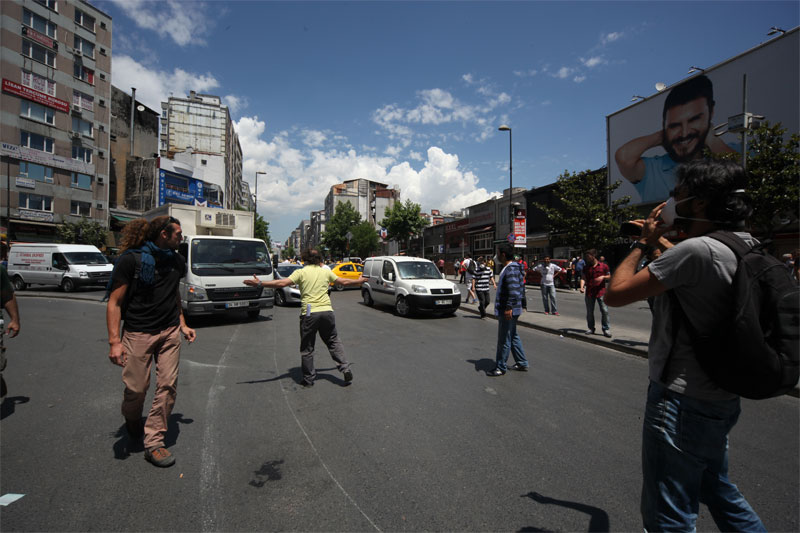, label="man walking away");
[533,256,563,315]
[474,256,496,318]
[487,245,529,376]
[579,249,611,337]
[106,216,196,468]
[605,160,765,532]
[245,248,365,387]
[574,256,585,290]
